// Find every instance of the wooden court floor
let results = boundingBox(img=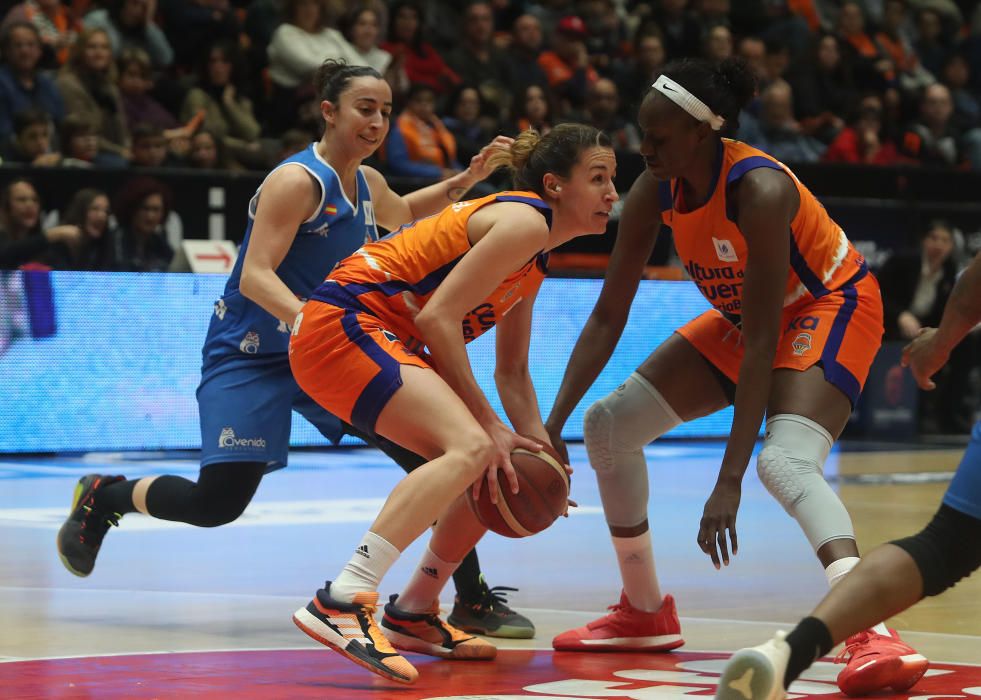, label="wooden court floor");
[1,440,978,698]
